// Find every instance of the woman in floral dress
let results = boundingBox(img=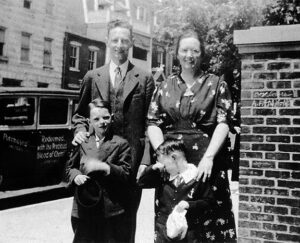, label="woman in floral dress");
[147,28,236,242]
